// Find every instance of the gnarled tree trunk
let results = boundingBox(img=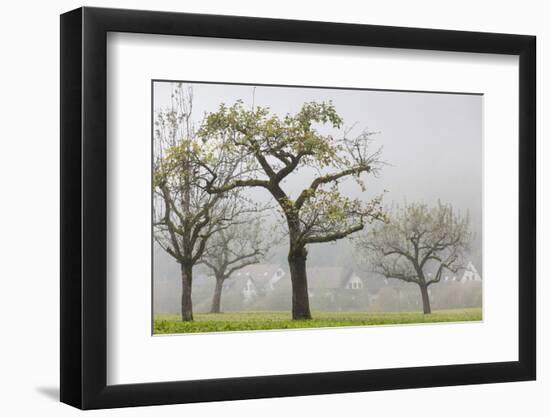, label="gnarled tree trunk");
[180,263,194,321]
[288,246,312,320]
[210,276,224,314]
[419,283,431,314]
